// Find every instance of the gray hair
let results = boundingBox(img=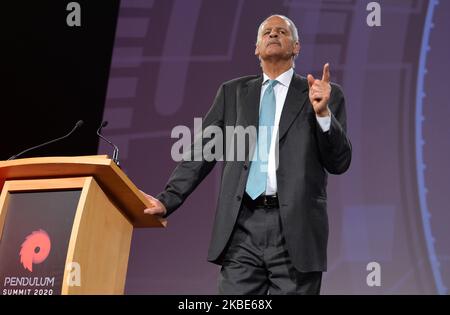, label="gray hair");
[256,14,299,45]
